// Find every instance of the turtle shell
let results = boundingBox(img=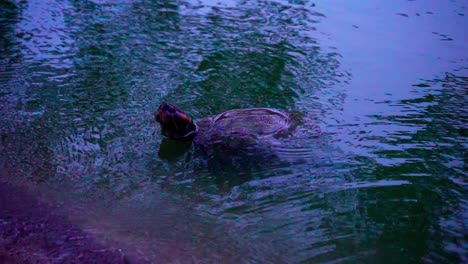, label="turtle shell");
[200,108,290,139]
